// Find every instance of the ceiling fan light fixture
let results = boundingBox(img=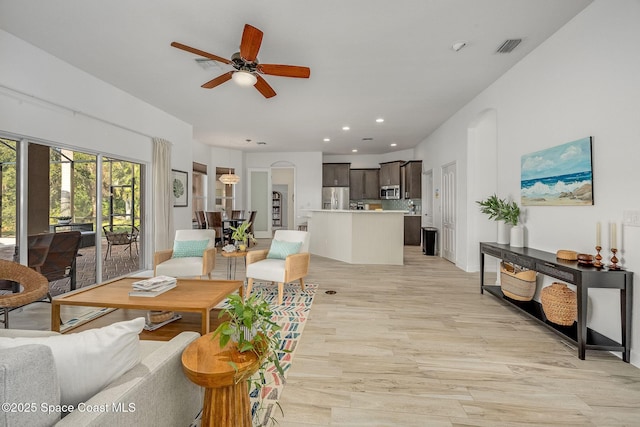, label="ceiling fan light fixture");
[219,169,240,185]
[232,71,257,87]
